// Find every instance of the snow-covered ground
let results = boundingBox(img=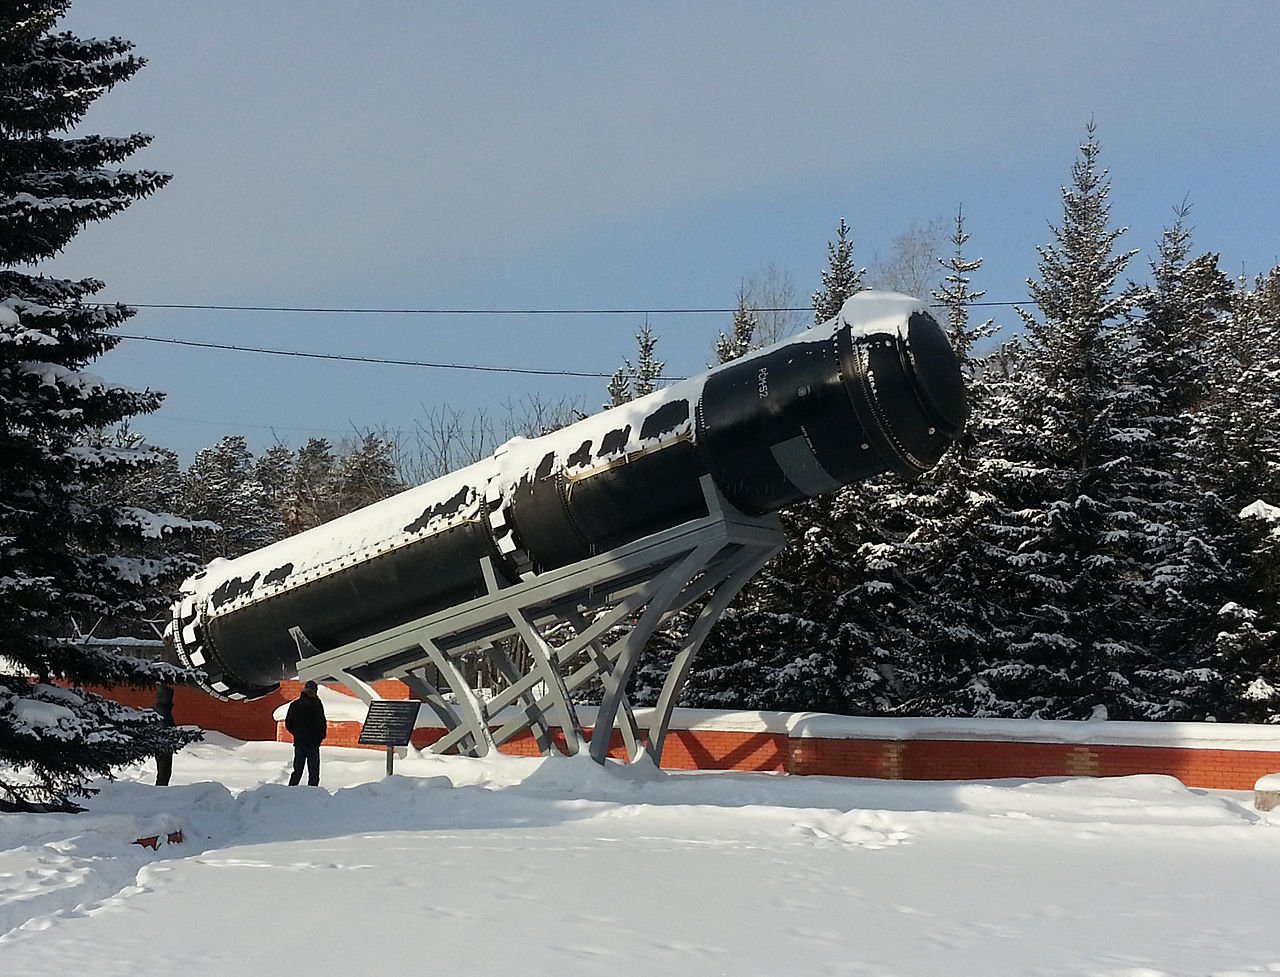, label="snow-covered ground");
[3,736,1280,976]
